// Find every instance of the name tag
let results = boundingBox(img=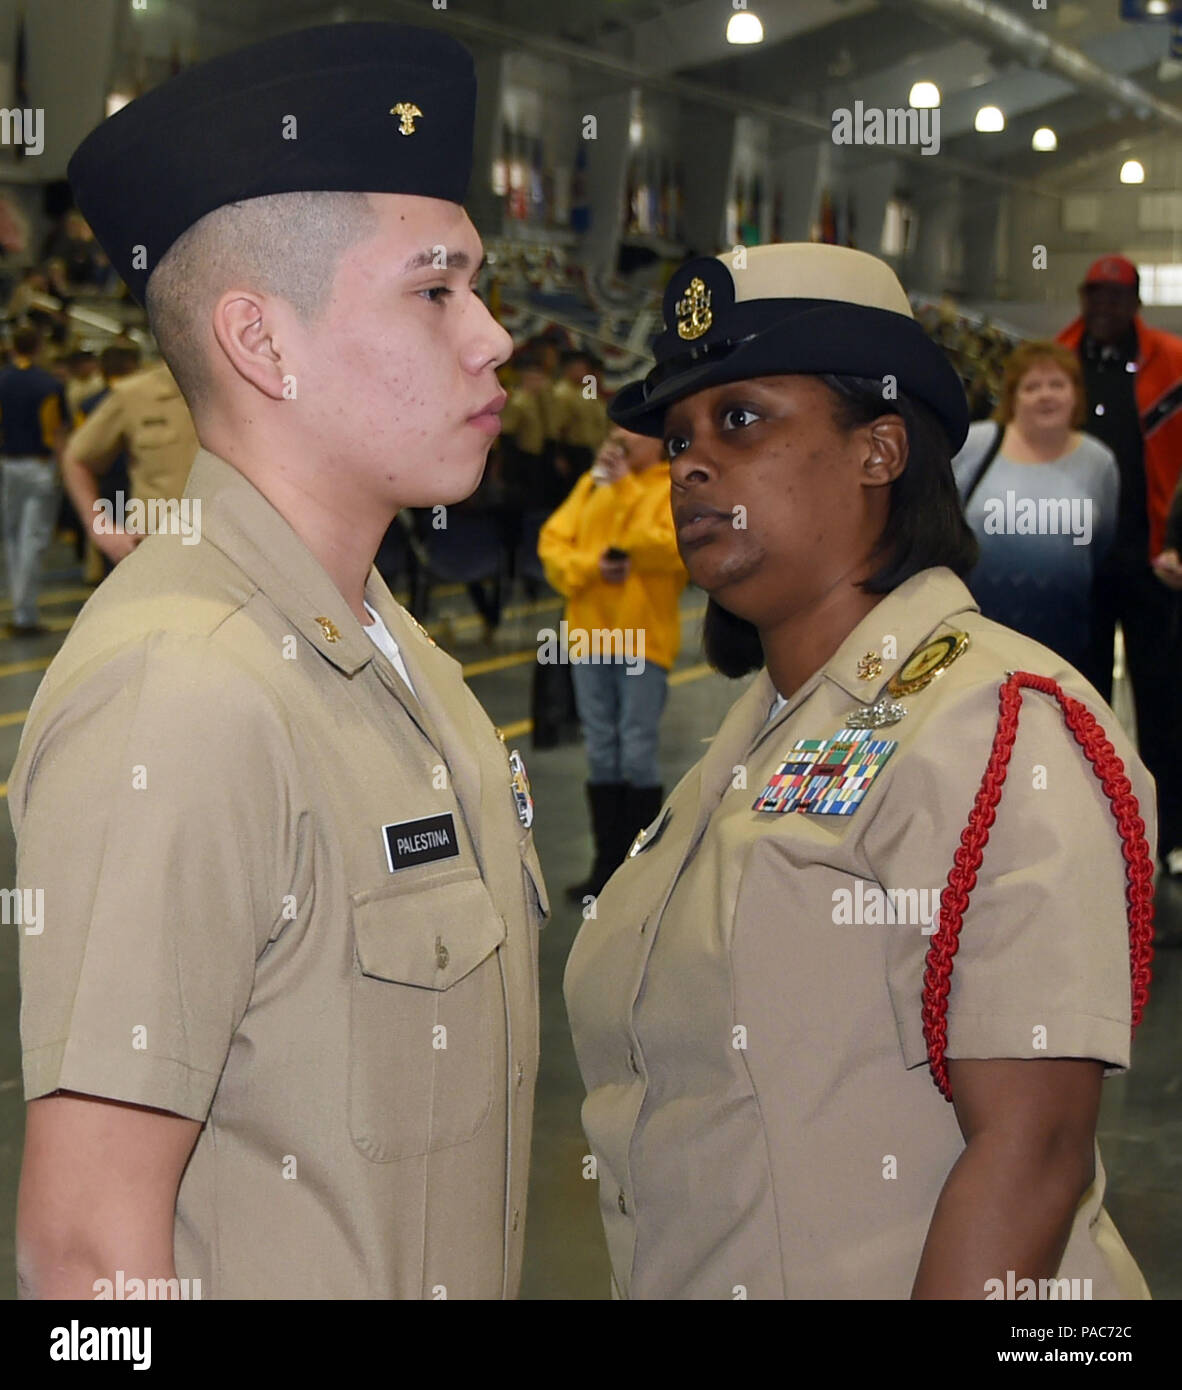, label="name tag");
[382,813,461,872]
